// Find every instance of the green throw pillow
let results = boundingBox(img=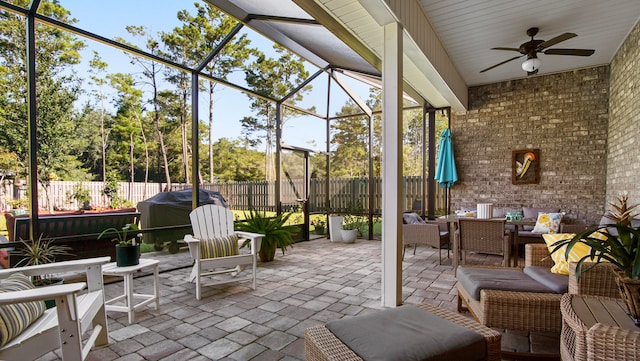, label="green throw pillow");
[0,273,46,347]
[199,234,240,259]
